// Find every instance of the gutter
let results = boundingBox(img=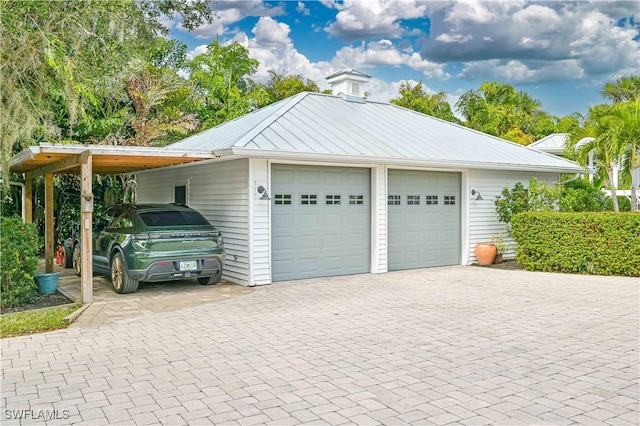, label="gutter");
[215,147,587,174]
